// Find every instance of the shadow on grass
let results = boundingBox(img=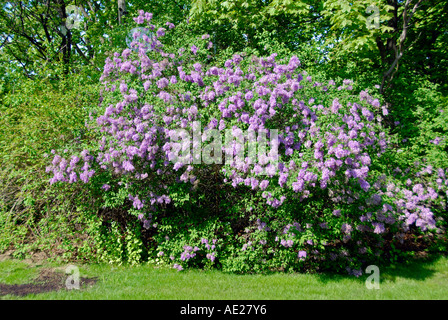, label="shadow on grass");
[315,254,446,285]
